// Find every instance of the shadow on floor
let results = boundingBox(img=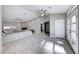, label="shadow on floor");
[37,37,74,54]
